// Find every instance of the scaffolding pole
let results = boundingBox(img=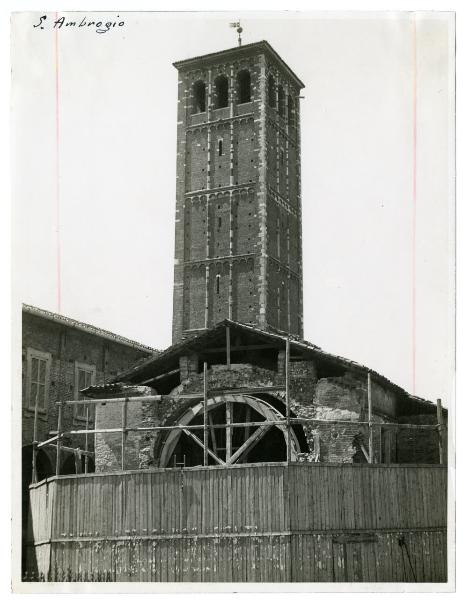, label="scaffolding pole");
[286,337,291,464]
[55,401,63,476]
[31,390,39,484]
[203,362,208,466]
[121,398,127,470]
[367,371,373,464]
[436,398,444,465]
[84,405,89,474]
[226,326,231,369]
